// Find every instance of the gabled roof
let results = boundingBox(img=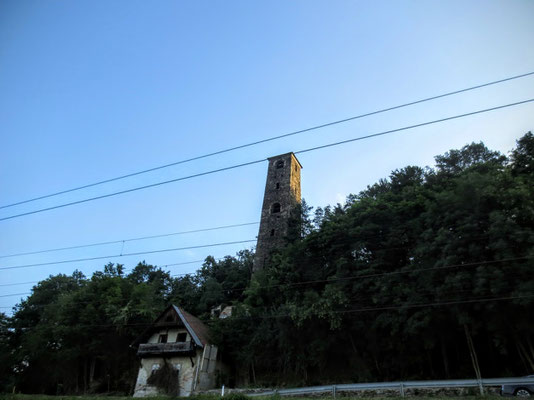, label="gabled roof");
[132,304,210,348]
[172,305,210,347]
